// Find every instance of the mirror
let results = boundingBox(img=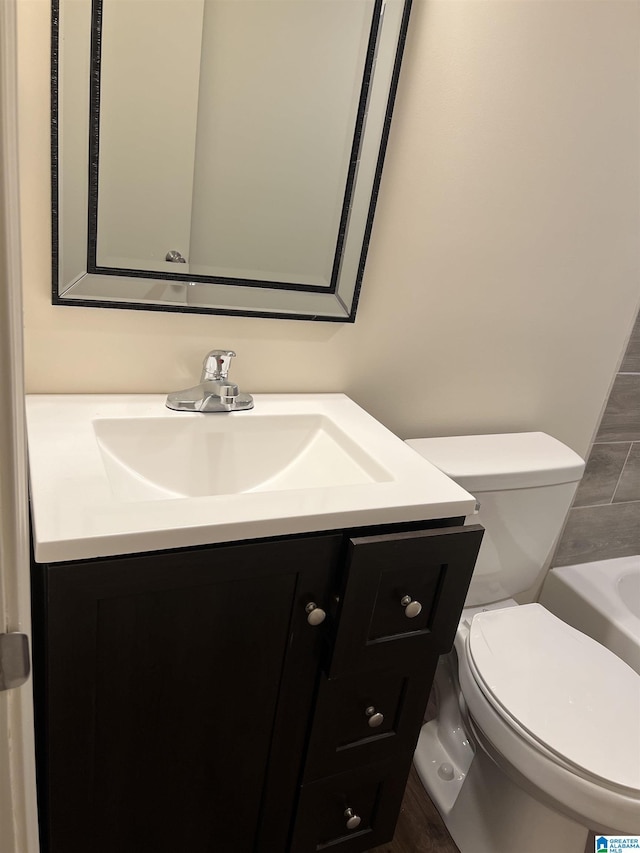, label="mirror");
[52,0,411,321]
